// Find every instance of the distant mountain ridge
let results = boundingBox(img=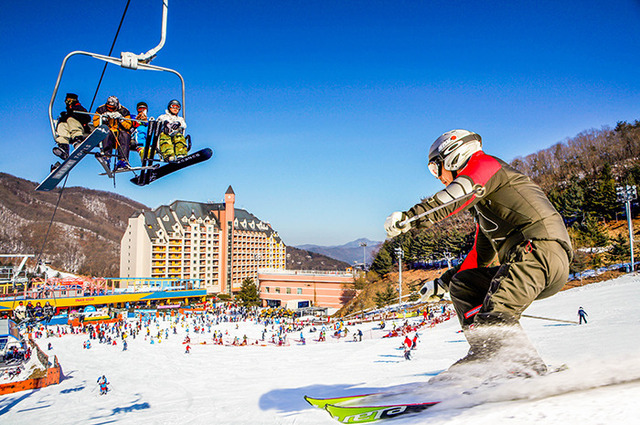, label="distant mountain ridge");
[296,238,382,266]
